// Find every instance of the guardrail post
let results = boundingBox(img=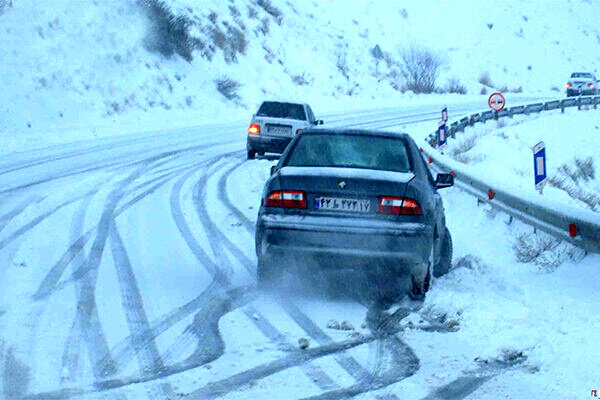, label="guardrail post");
[508,108,513,119]
[494,111,498,121]
[577,96,581,110]
[560,100,565,113]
